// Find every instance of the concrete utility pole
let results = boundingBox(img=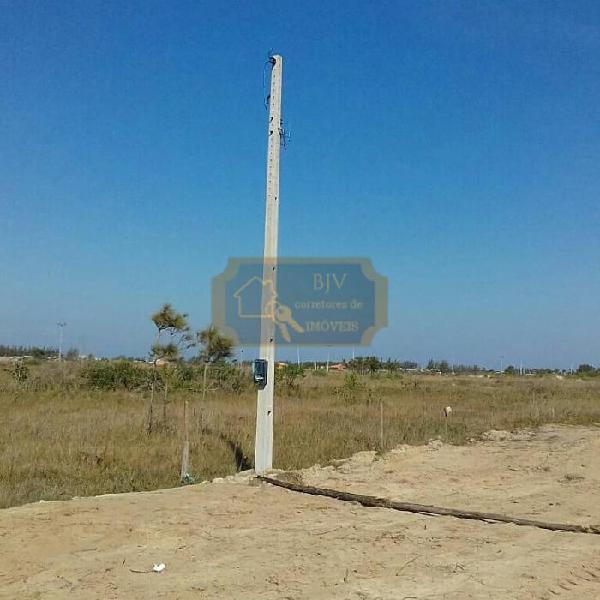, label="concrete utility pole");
[255,54,283,473]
